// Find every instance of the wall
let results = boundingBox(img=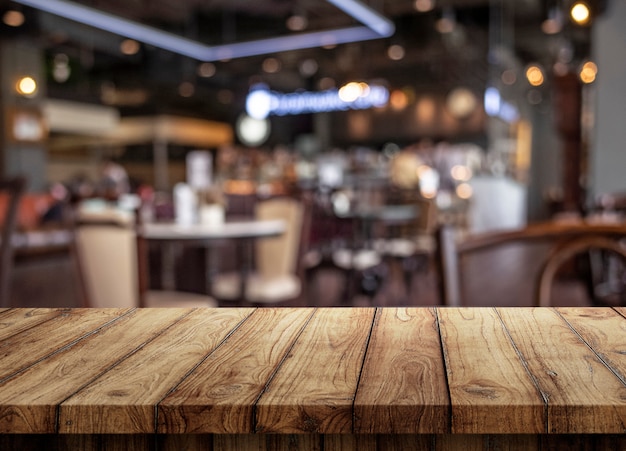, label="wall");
[590,0,626,199]
[0,40,47,191]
